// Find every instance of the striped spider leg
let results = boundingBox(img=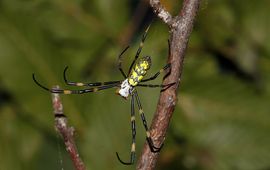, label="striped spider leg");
[32,23,174,165]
